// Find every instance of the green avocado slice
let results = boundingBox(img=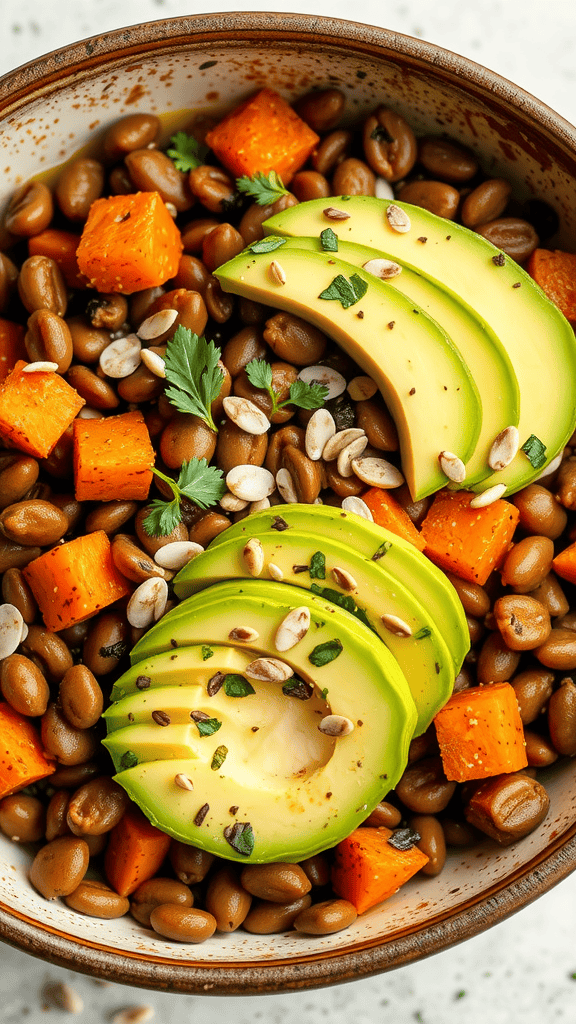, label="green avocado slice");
[173,527,454,735]
[109,645,256,702]
[204,504,469,672]
[264,197,576,494]
[275,235,520,487]
[215,246,481,500]
[110,579,416,862]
